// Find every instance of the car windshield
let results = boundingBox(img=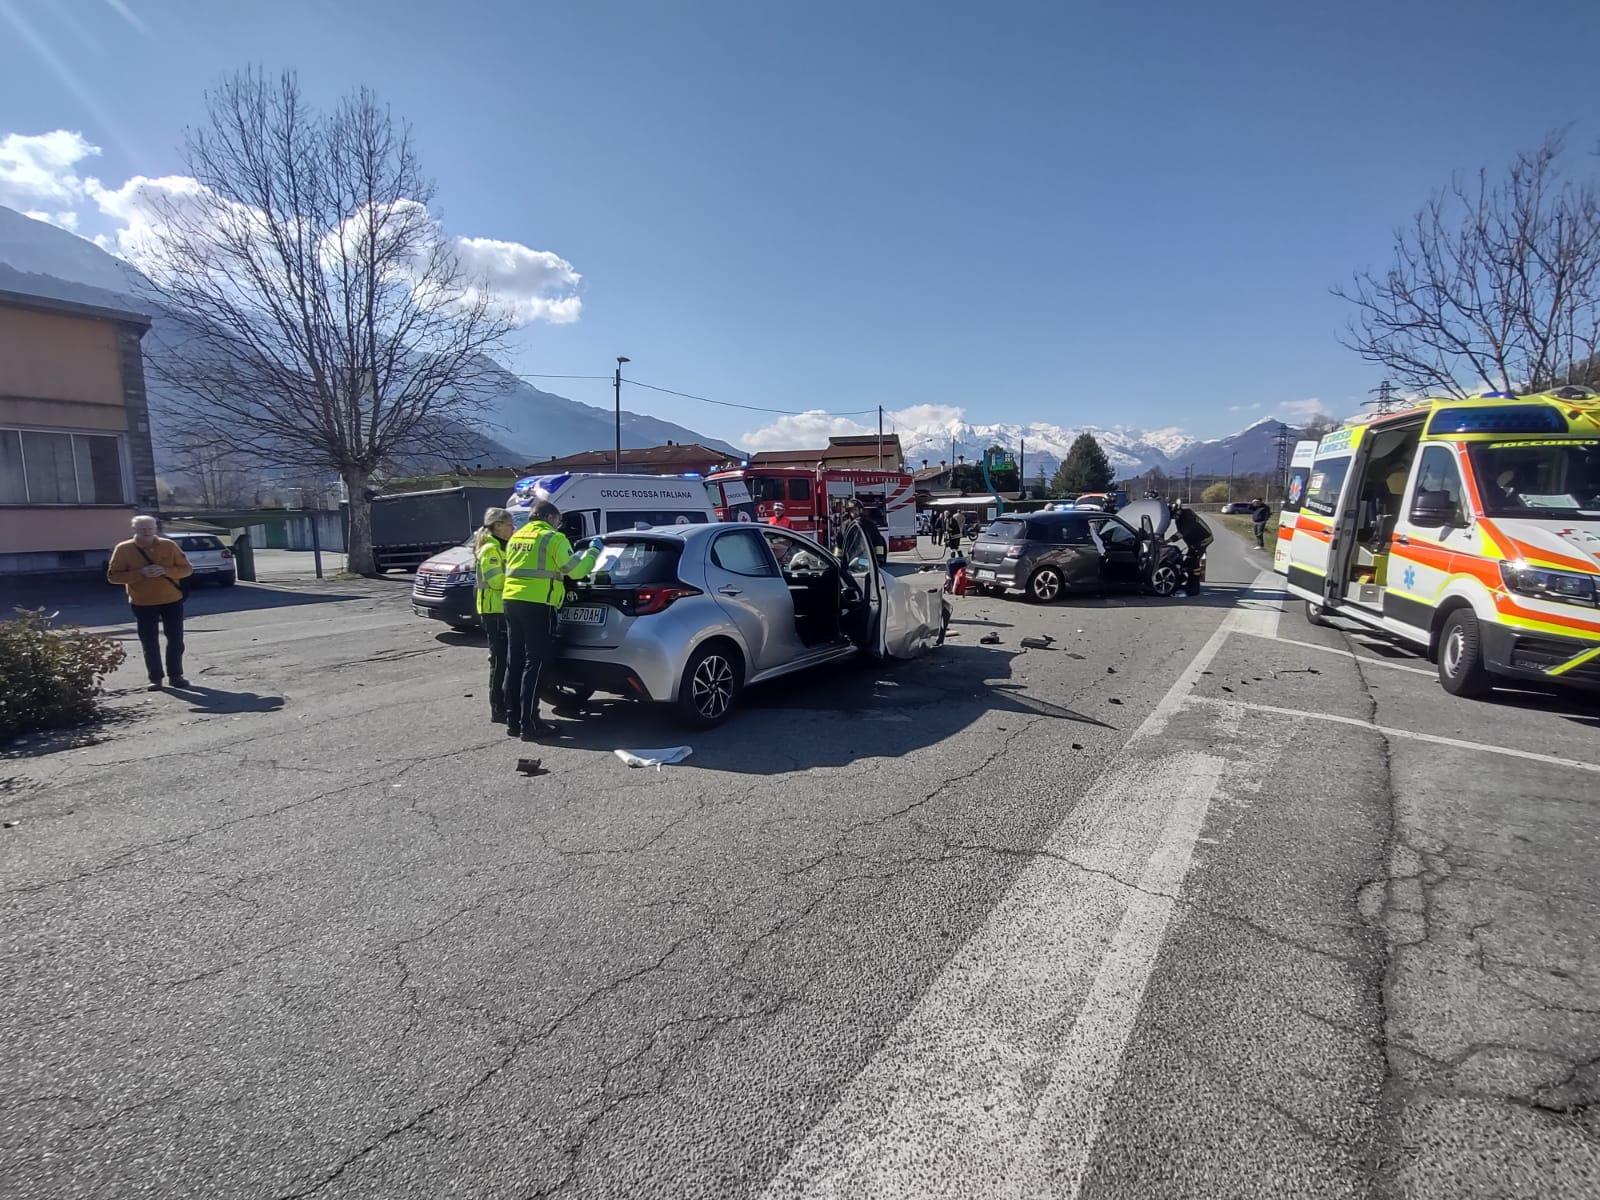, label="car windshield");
[586,539,683,586]
[1466,440,1600,519]
[984,519,1029,540]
